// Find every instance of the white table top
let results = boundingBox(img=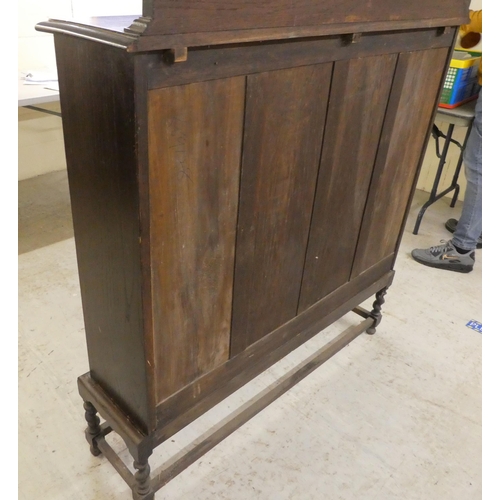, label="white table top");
[436,99,477,127]
[18,76,59,107]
